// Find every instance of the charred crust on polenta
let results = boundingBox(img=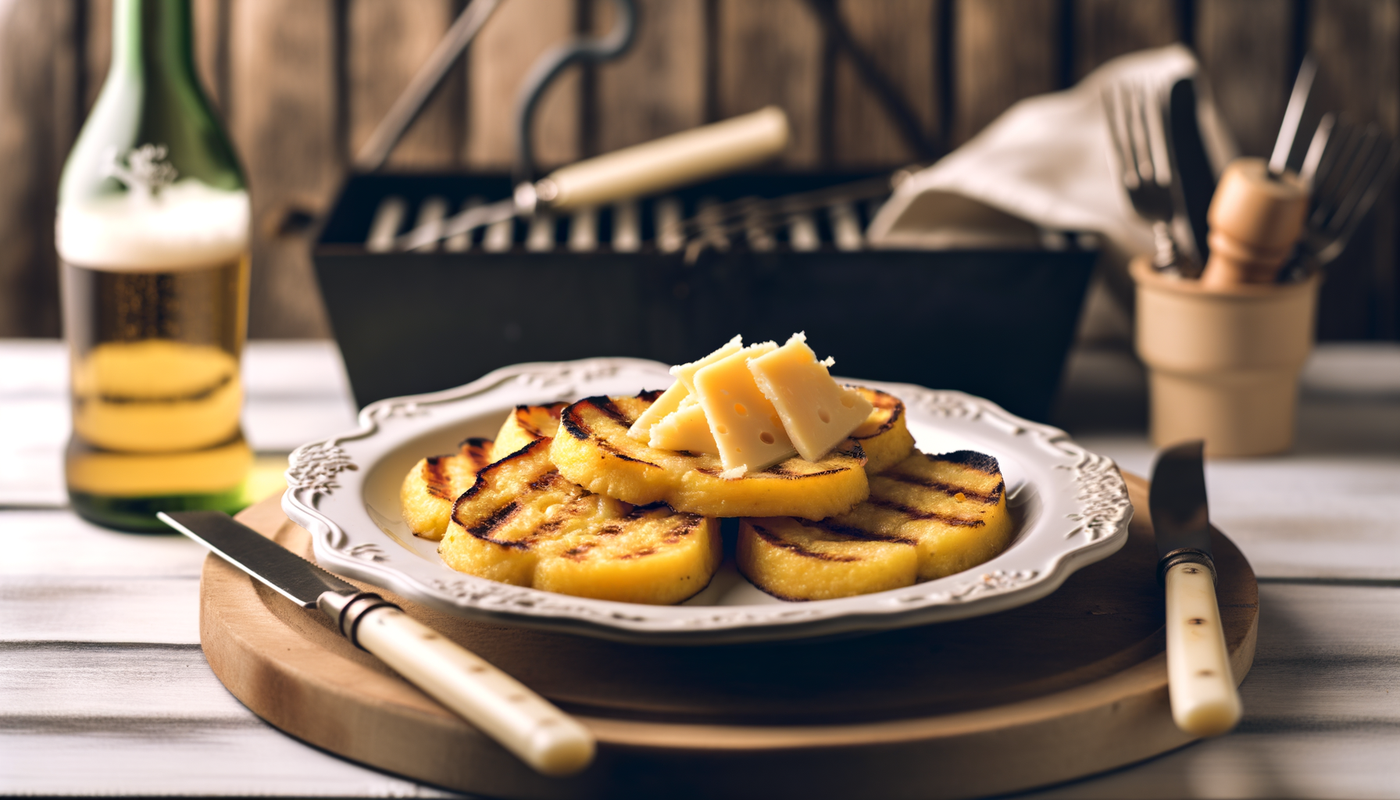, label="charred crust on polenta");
[592,396,633,426]
[422,457,455,499]
[562,408,590,440]
[459,438,552,501]
[867,497,987,527]
[595,440,661,468]
[460,437,496,471]
[933,450,1001,475]
[463,501,522,541]
[511,406,562,439]
[849,387,904,438]
[747,523,863,562]
[882,473,1003,505]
